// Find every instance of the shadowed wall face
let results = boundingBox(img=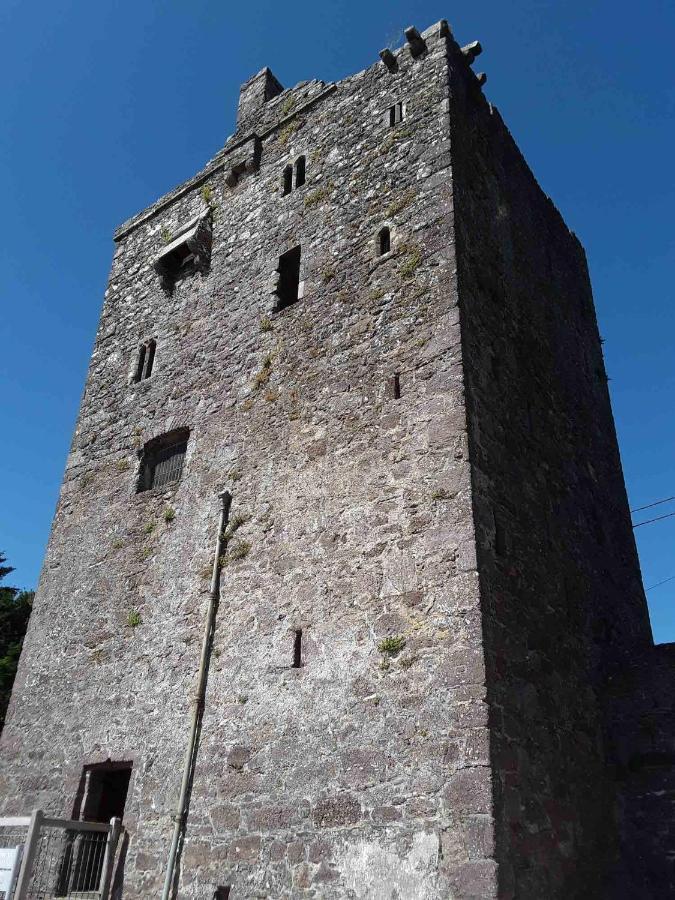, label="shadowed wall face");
[448,39,654,900]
